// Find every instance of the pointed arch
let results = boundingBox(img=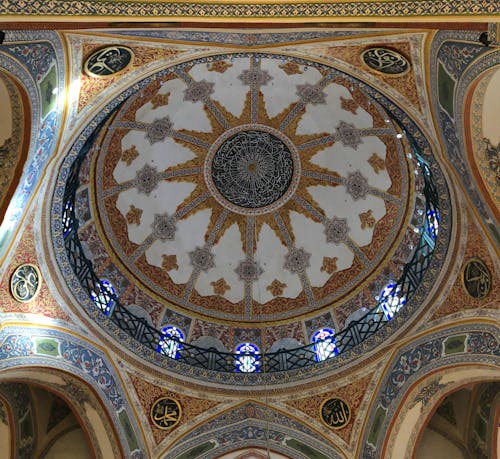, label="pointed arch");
[0,324,147,458]
[359,322,499,458]
[162,401,345,459]
[0,71,31,225]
